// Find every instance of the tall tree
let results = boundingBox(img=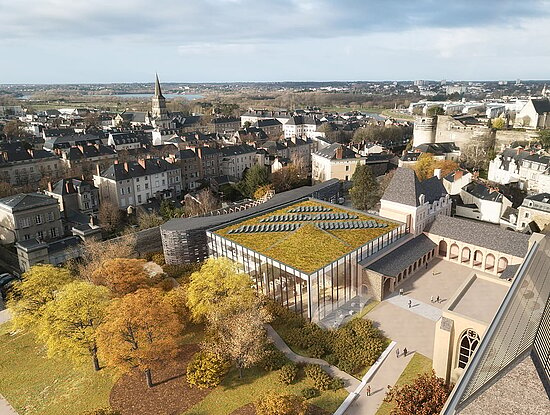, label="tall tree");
[184,188,219,217]
[96,288,182,387]
[460,133,496,171]
[242,164,270,197]
[3,119,29,140]
[98,201,123,233]
[38,281,111,370]
[71,234,136,282]
[205,300,270,378]
[413,153,459,181]
[0,181,17,198]
[91,258,152,296]
[383,370,453,415]
[8,265,73,330]
[350,164,380,211]
[186,257,256,323]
